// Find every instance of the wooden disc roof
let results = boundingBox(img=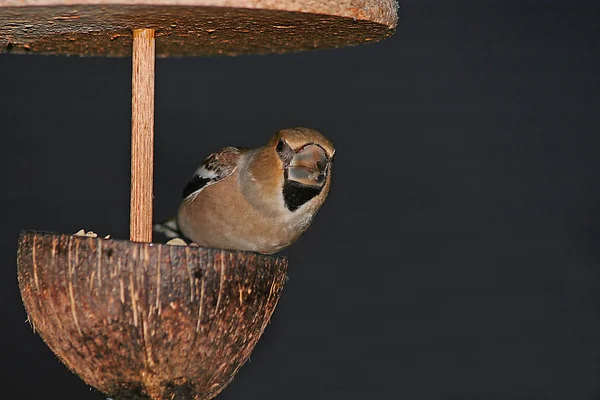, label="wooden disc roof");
[0,0,398,56]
